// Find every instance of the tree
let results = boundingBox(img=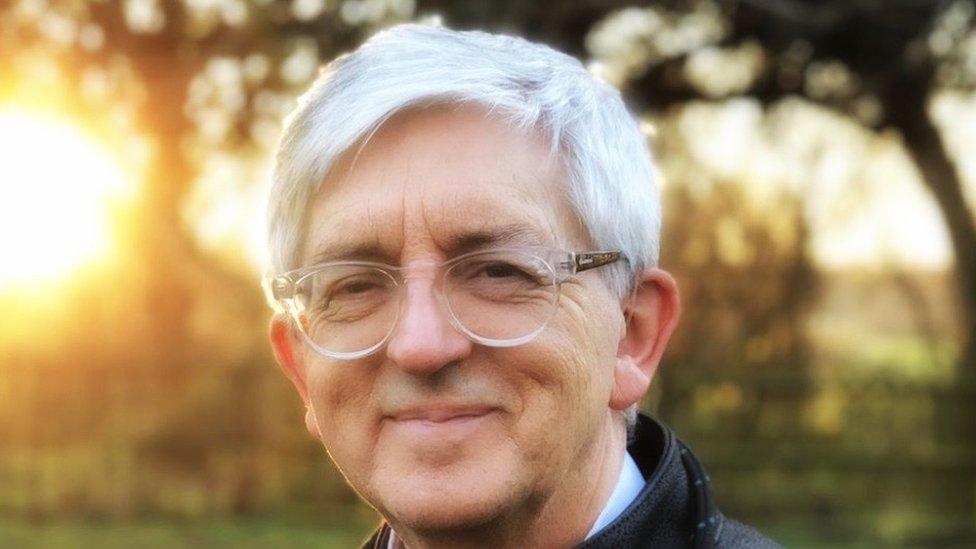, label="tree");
[674,2,974,373]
